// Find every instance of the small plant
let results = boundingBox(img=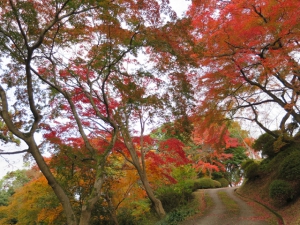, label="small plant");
[155,196,200,225]
[155,181,194,213]
[215,178,229,187]
[269,180,294,206]
[212,180,221,188]
[241,159,260,180]
[212,172,224,180]
[279,151,300,181]
[117,208,139,225]
[252,131,281,158]
[194,178,219,189]
[172,165,198,182]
